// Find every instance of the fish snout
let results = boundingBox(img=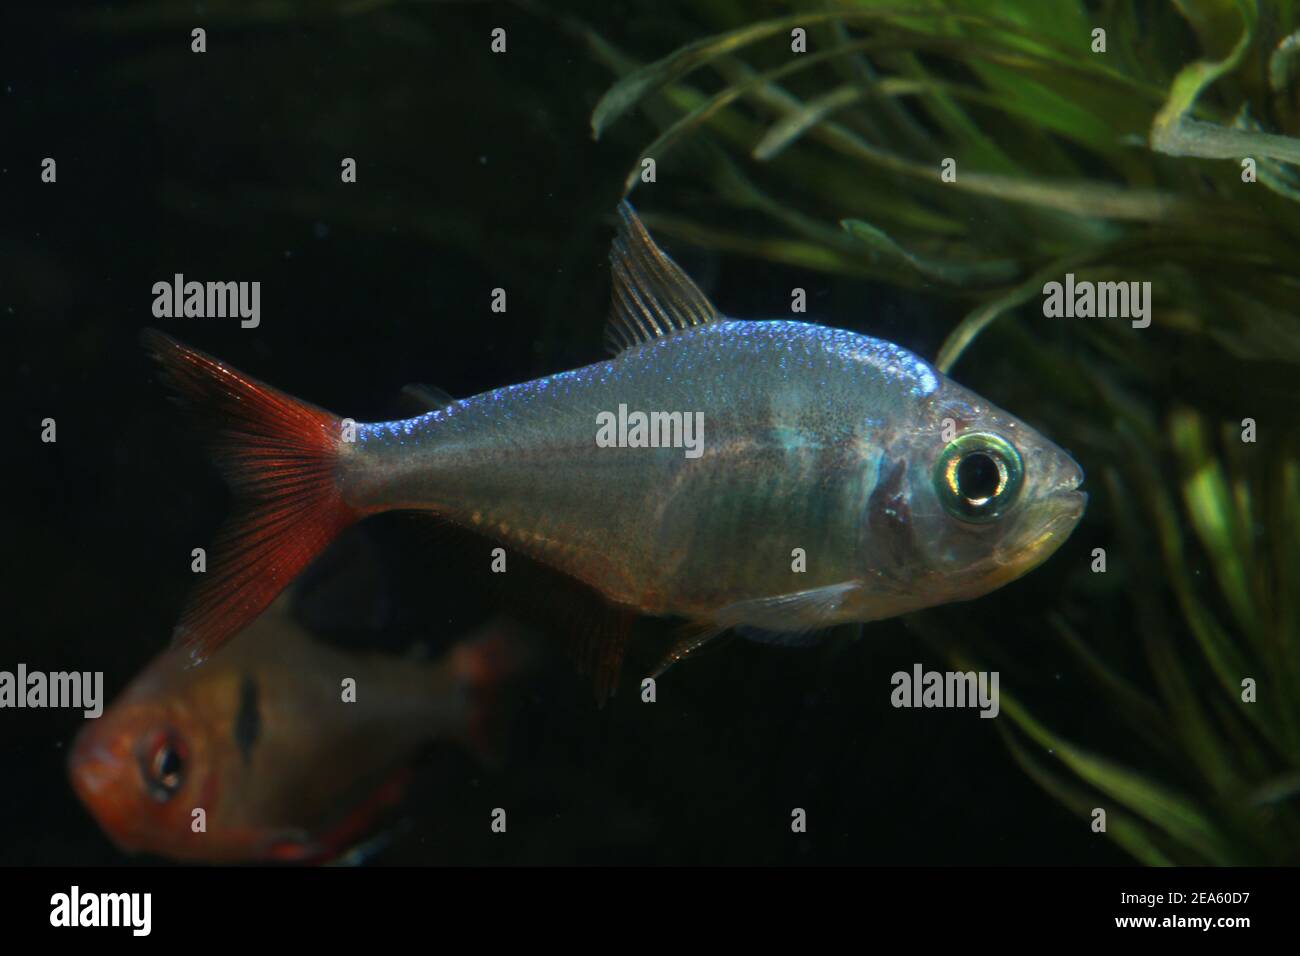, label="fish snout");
[68,738,126,799]
[1049,449,1085,495]
[68,734,150,854]
[1035,447,1087,526]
